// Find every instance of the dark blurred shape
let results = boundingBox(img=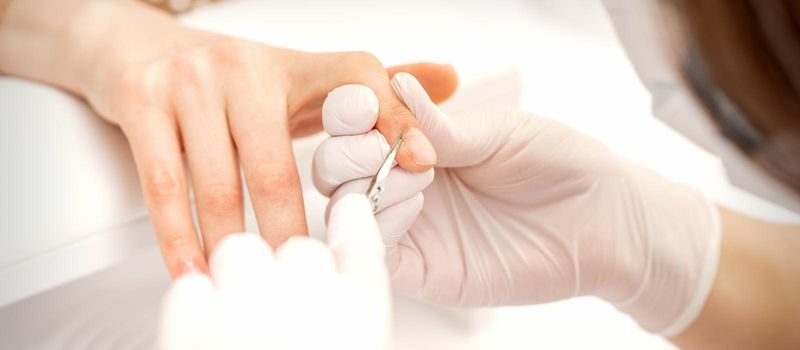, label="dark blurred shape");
[667,0,800,193]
